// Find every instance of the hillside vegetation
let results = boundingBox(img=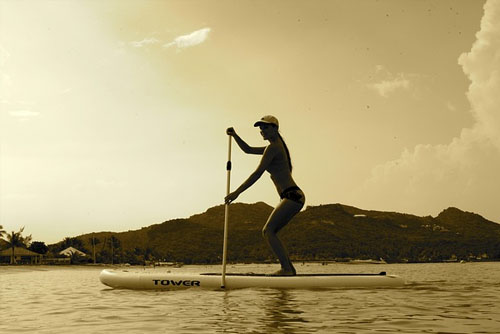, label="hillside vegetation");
[52,202,500,264]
